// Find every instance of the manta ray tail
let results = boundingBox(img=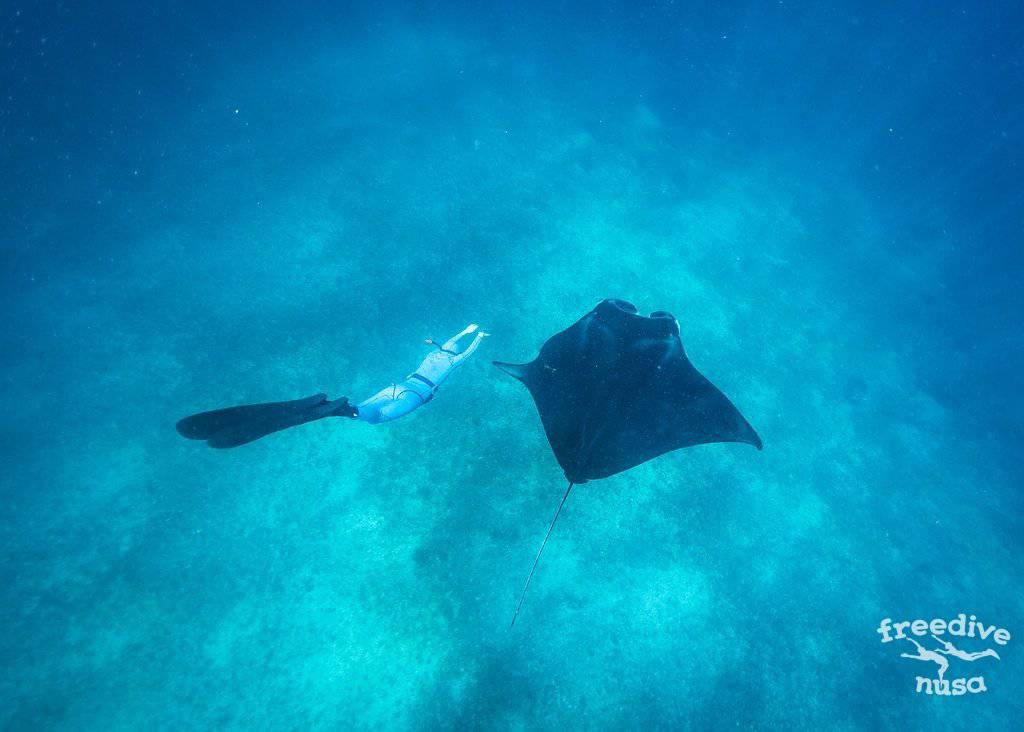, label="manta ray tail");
[510,481,574,628]
[176,393,356,448]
